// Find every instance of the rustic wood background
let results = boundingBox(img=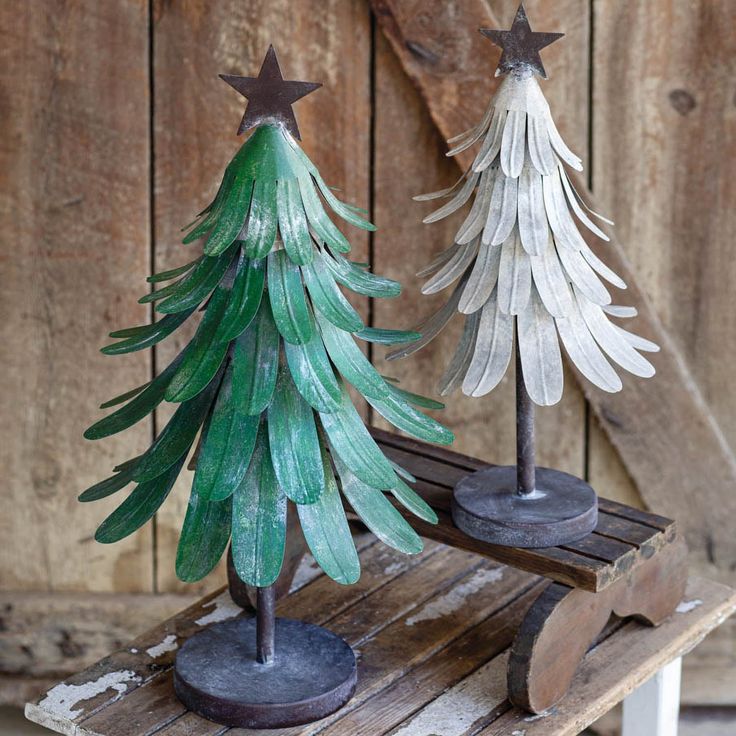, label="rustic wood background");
[1,0,734,708]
